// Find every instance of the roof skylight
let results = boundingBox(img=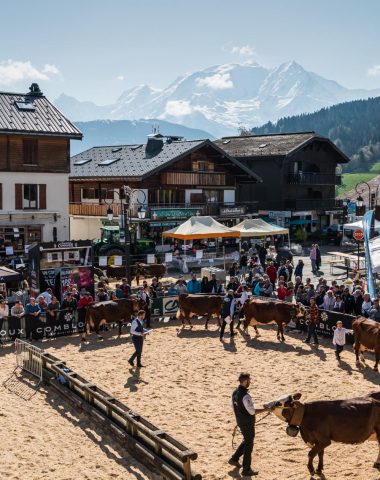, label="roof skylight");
[74,158,92,166]
[98,157,120,166]
[15,101,35,111]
